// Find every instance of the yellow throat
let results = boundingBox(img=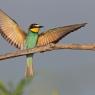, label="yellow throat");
[30,28,40,33]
